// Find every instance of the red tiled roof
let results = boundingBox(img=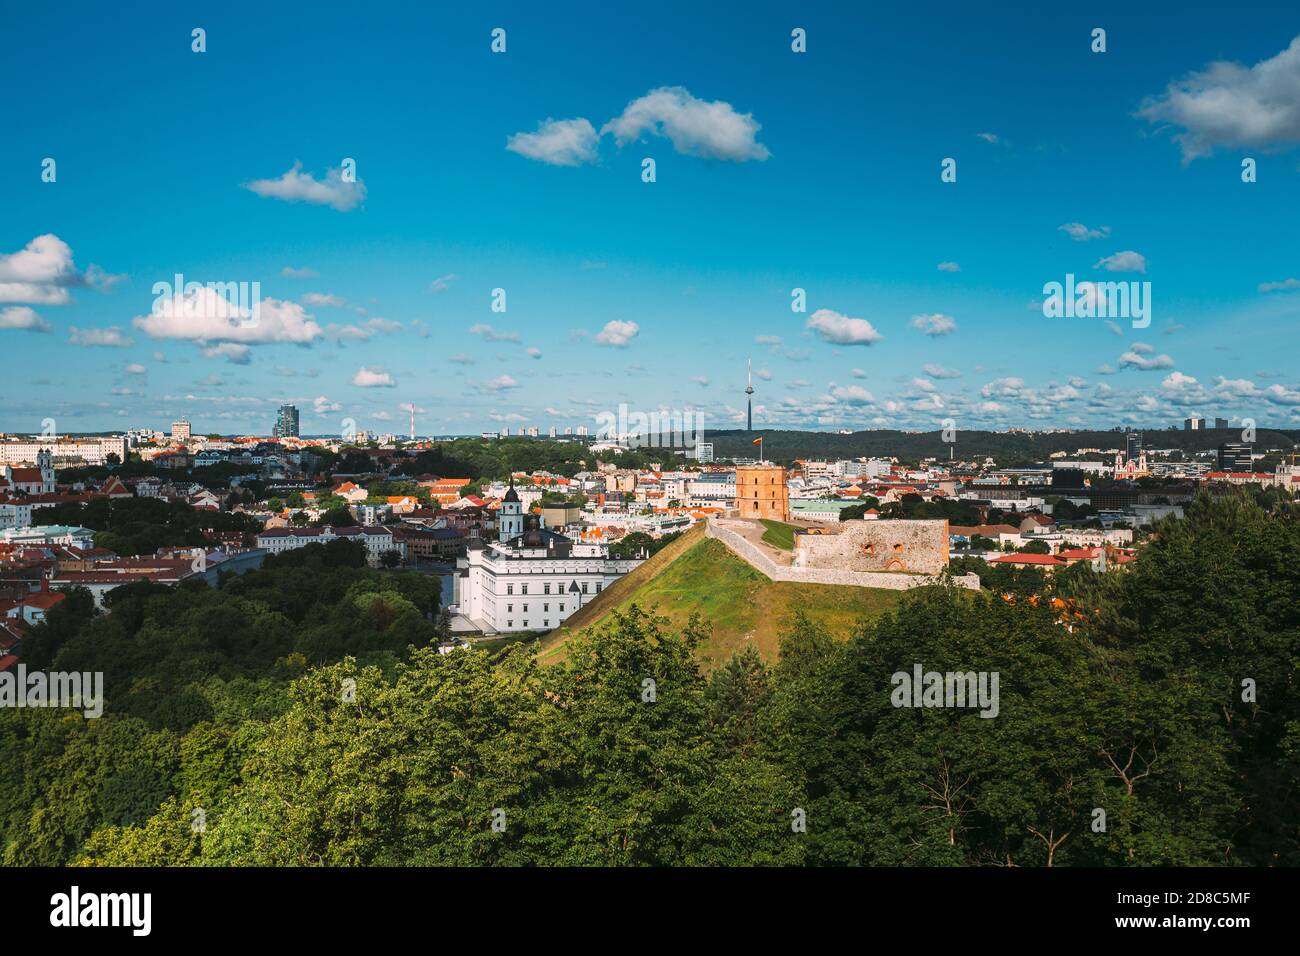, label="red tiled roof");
[987,553,1066,566]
